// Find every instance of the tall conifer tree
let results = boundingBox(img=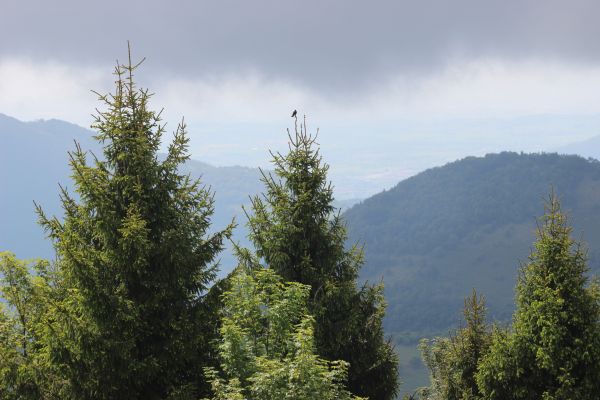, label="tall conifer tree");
[476,194,600,399]
[37,50,231,399]
[246,116,399,399]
